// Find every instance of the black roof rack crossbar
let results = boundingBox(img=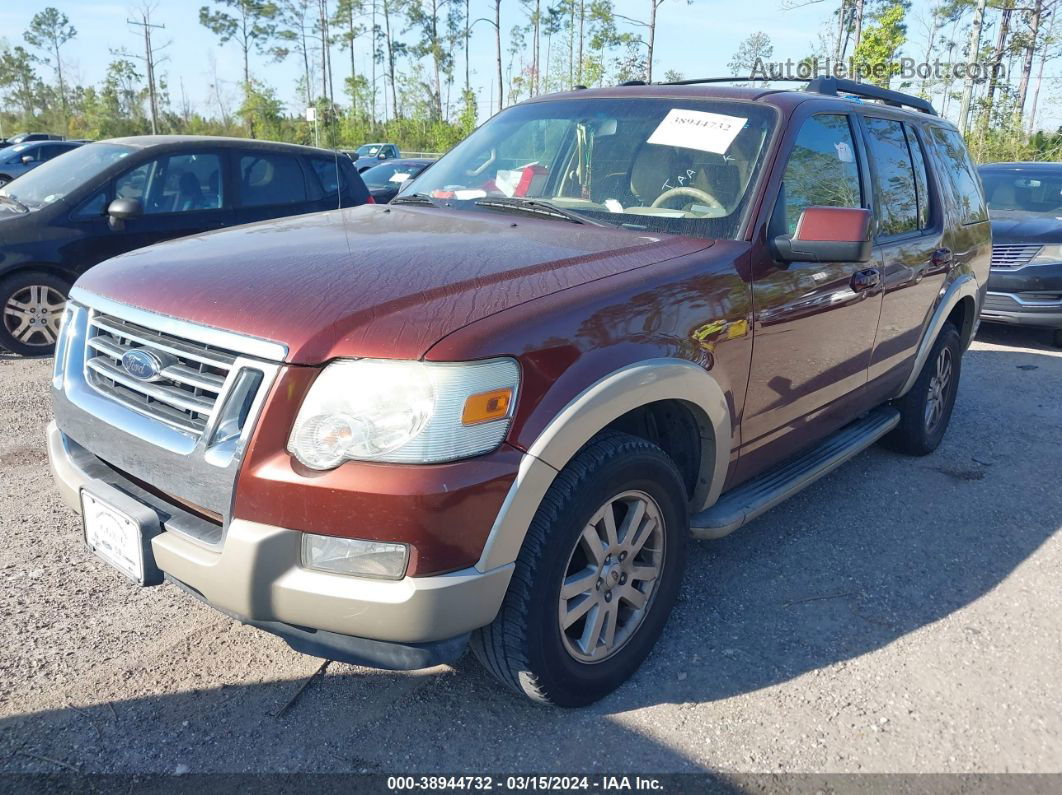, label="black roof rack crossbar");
[650,75,937,115]
[806,76,937,115]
